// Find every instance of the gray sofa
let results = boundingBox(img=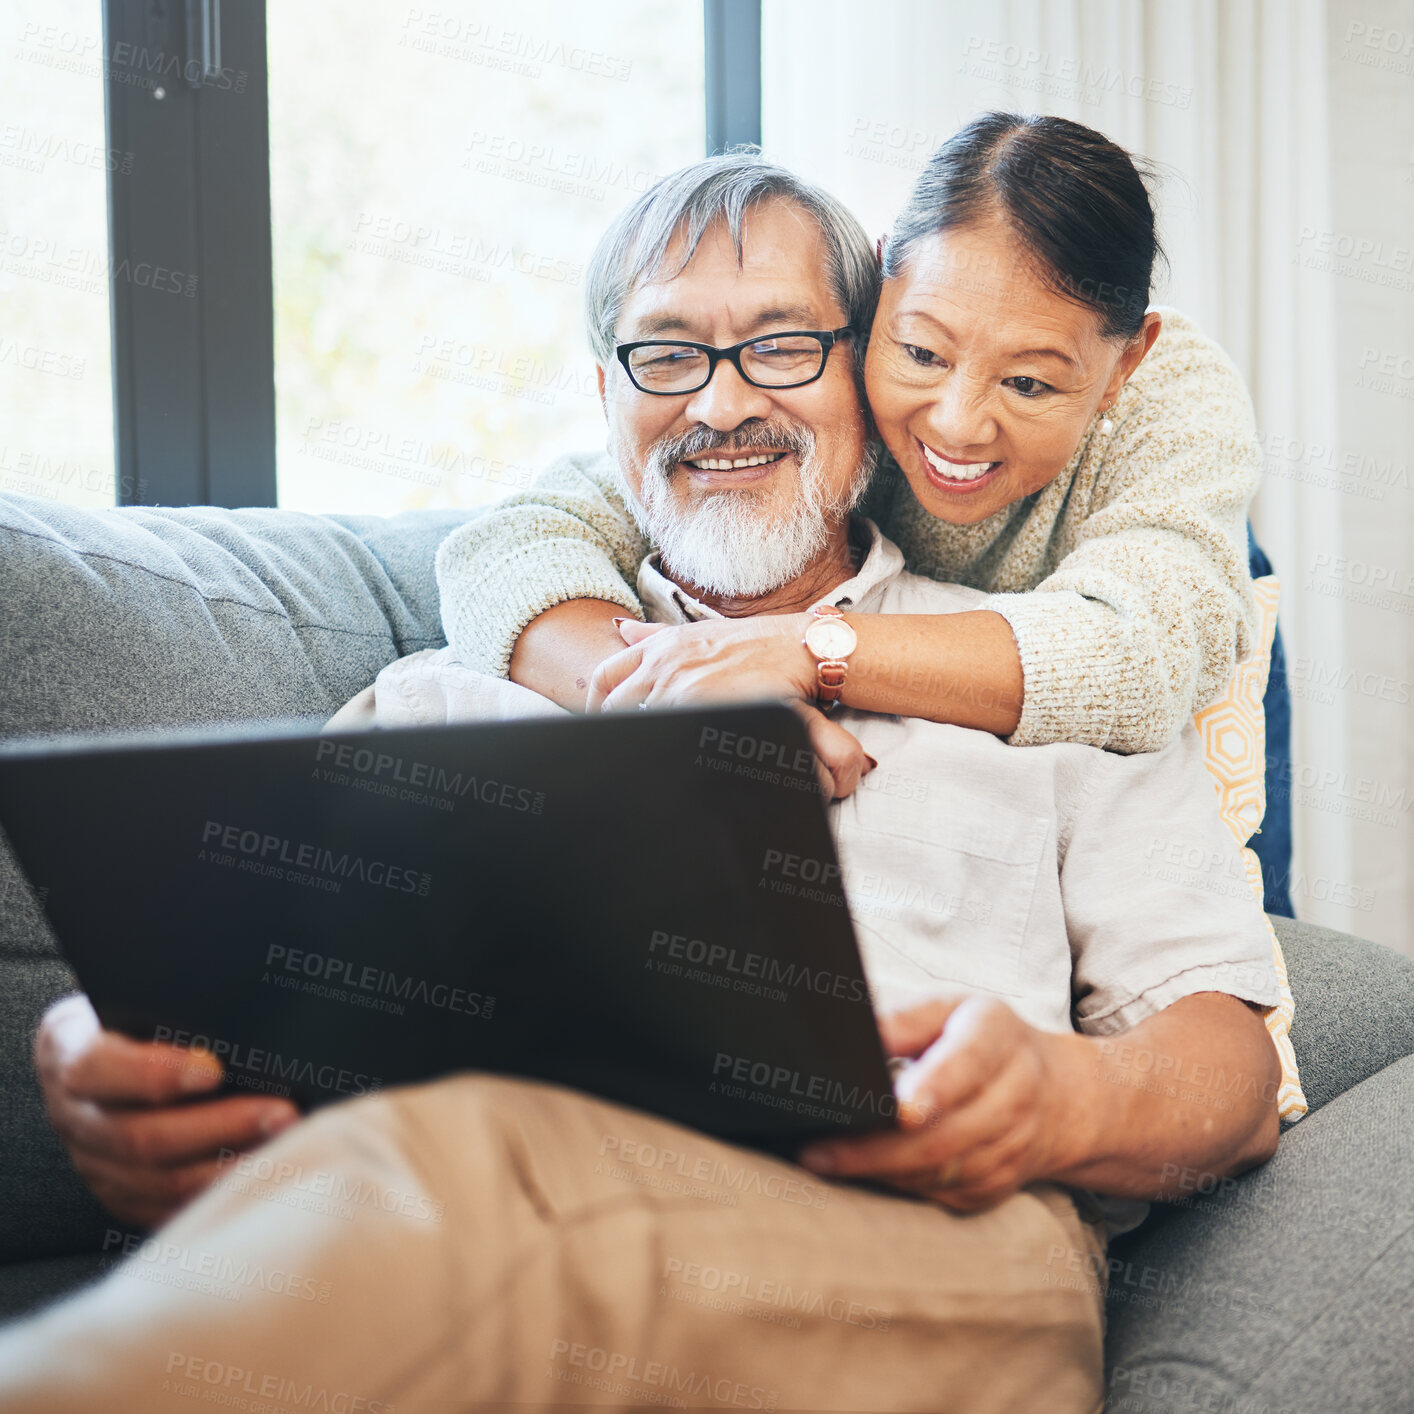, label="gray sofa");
[2,490,1412,1410]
